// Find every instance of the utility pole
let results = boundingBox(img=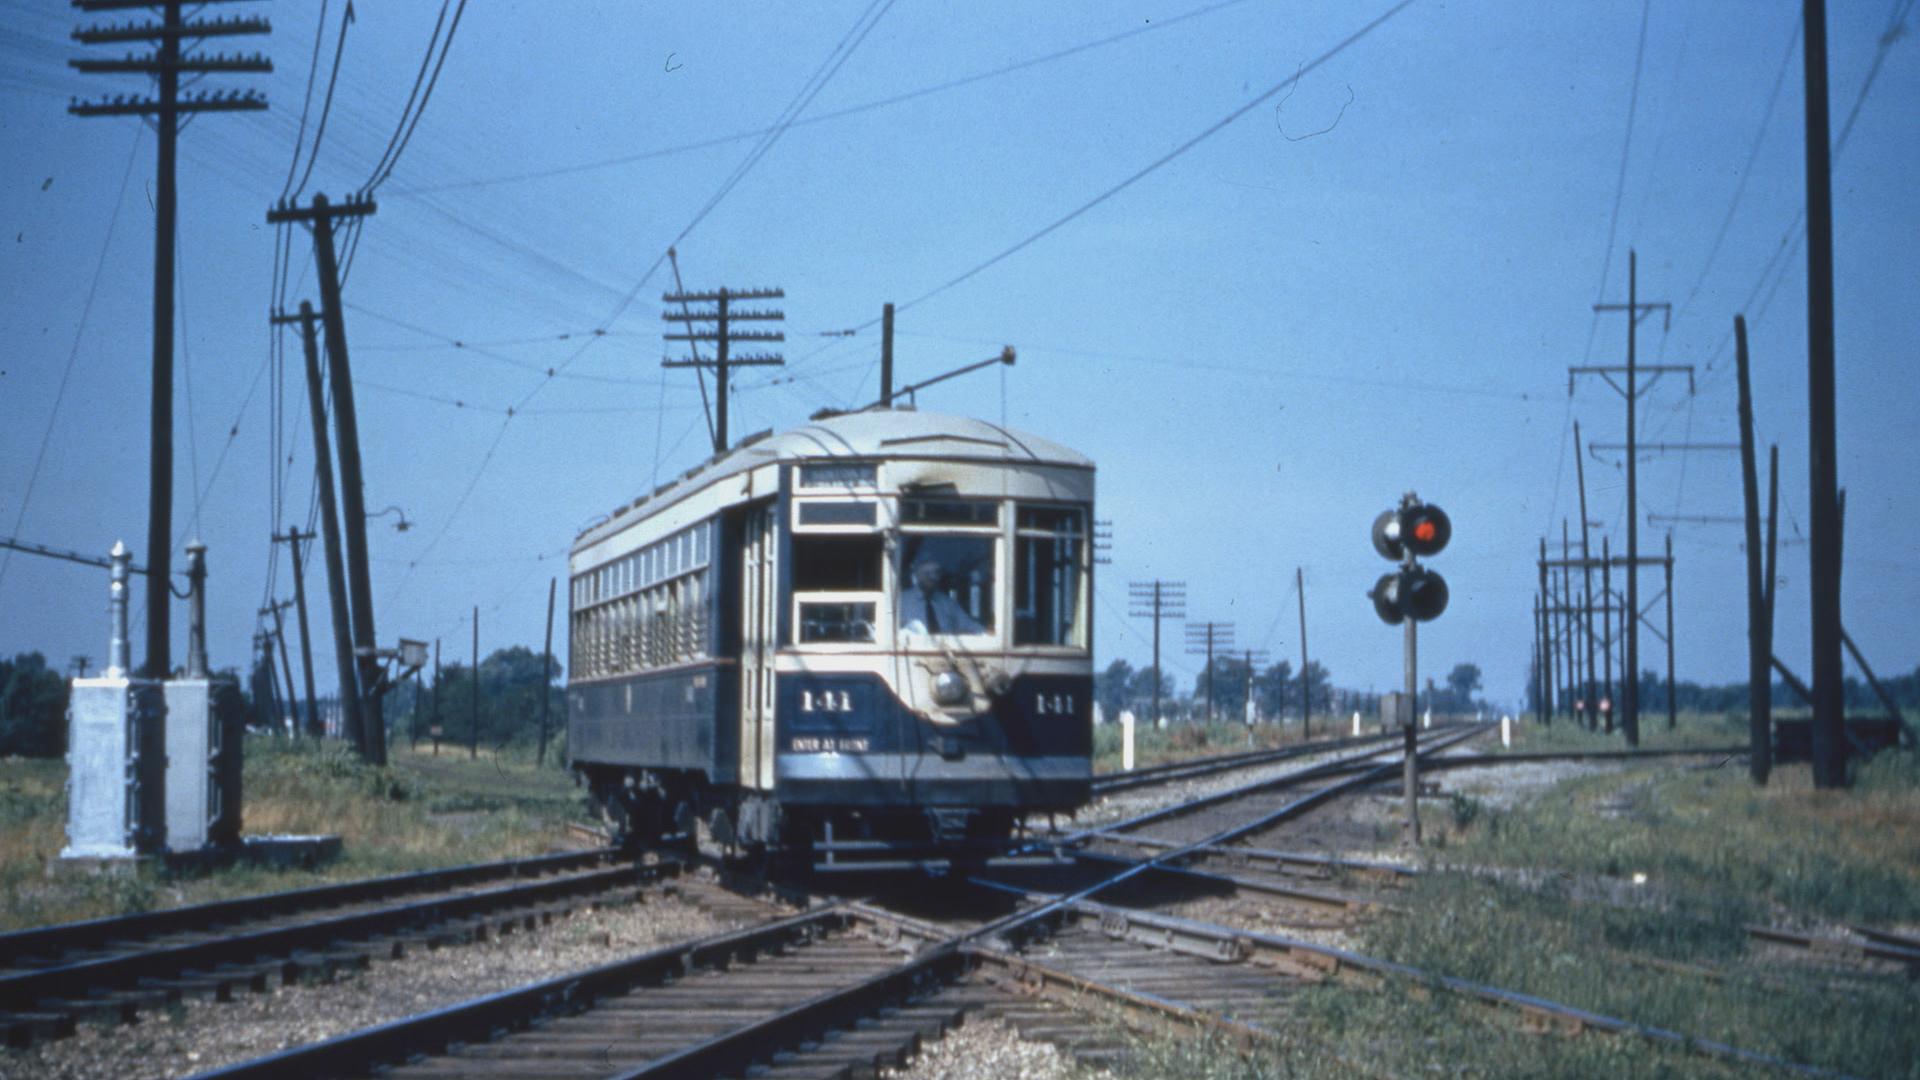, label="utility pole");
[662,287,785,454]
[71,0,269,677]
[537,577,555,767]
[1664,532,1677,730]
[1297,567,1311,737]
[470,606,479,761]
[274,303,362,751]
[1533,594,1547,724]
[880,302,896,407]
[1574,423,1597,730]
[274,528,321,739]
[1185,621,1235,725]
[1127,580,1186,729]
[267,195,384,764]
[1802,0,1845,789]
[1573,250,1675,746]
[1602,534,1615,732]
[1537,539,1555,721]
[262,599,298,736]
[432,638,442,757]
